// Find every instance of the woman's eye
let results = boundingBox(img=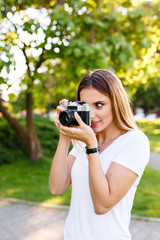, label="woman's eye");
[96,103,103,108]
